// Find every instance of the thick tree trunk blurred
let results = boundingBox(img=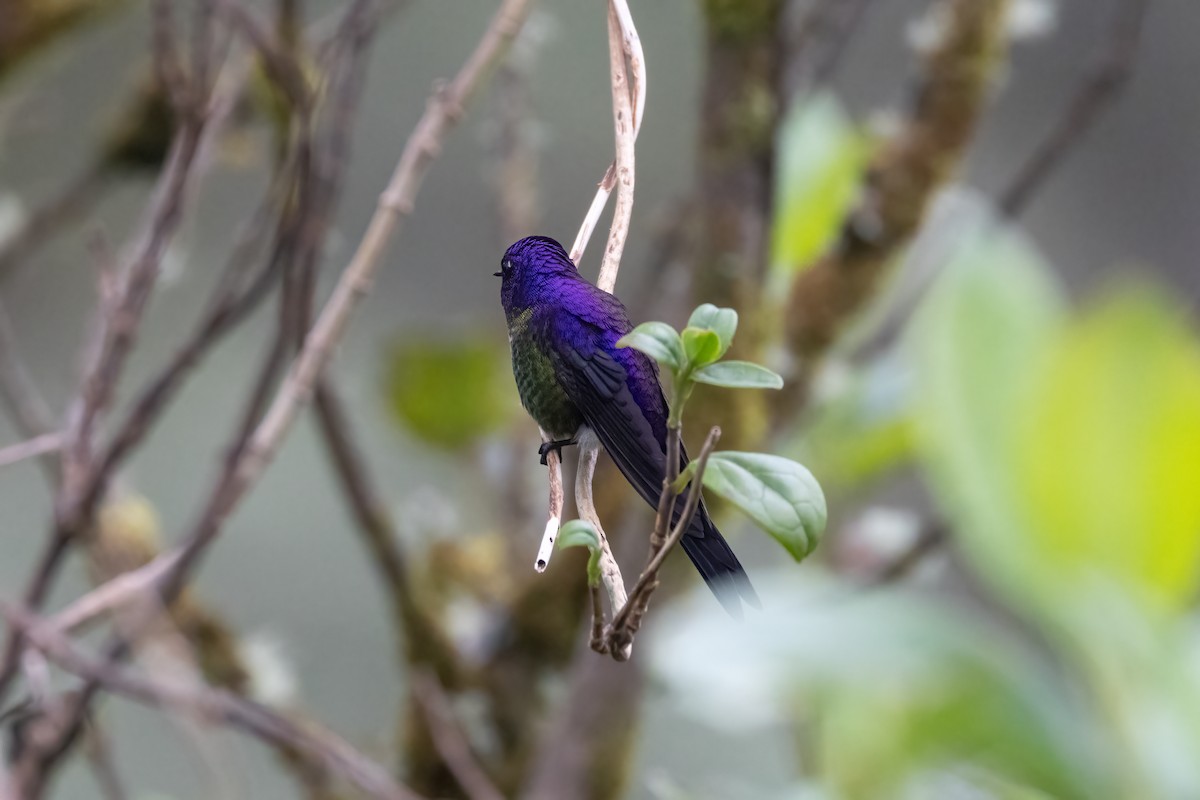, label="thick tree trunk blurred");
[687,0,786,453]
